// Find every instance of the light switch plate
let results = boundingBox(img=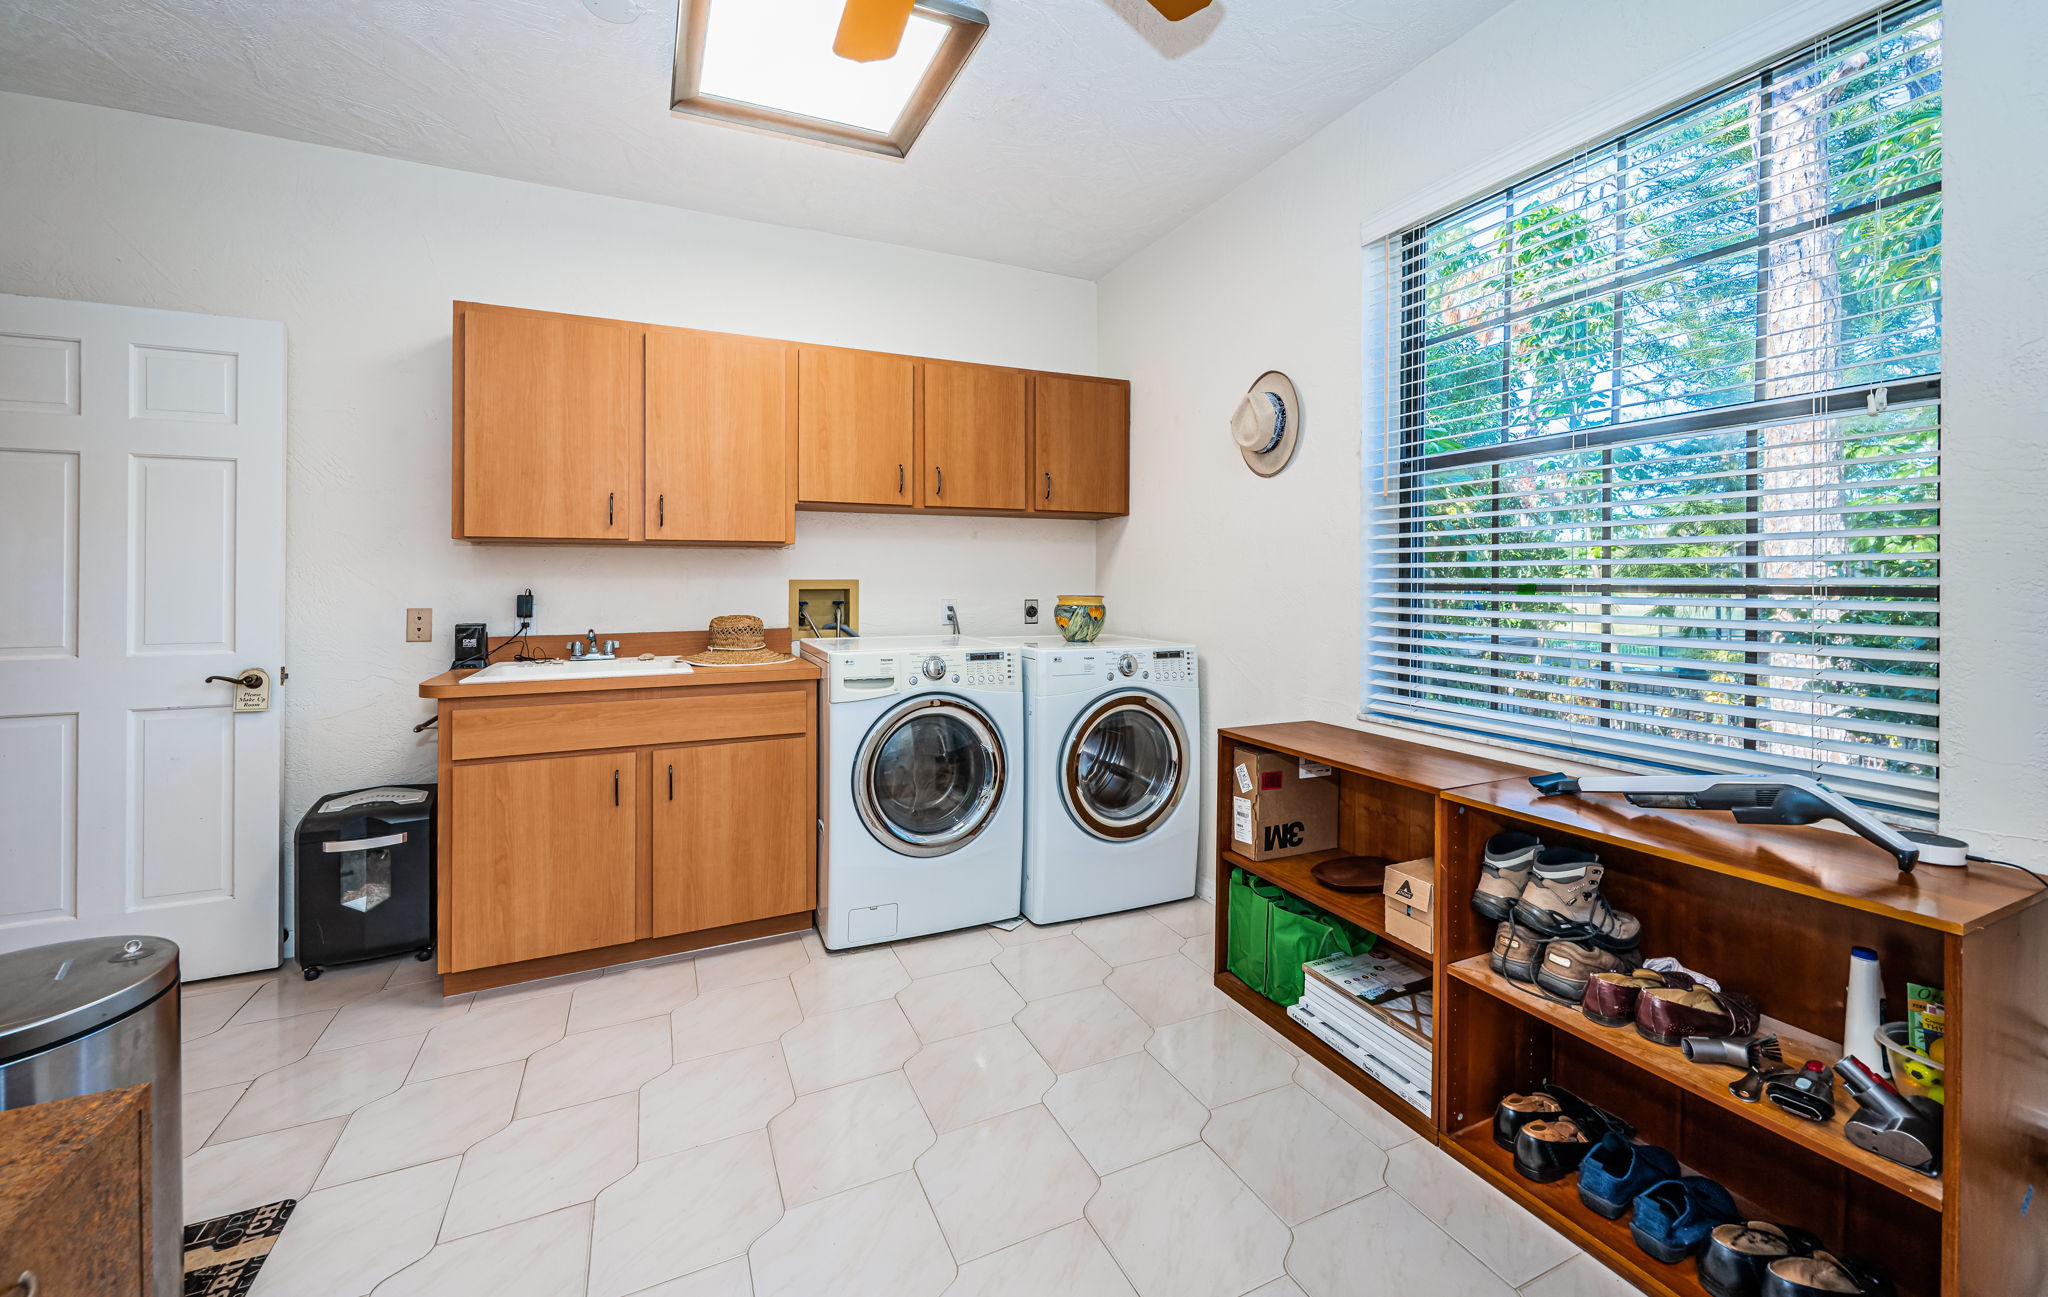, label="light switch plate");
[407,608,433,642]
